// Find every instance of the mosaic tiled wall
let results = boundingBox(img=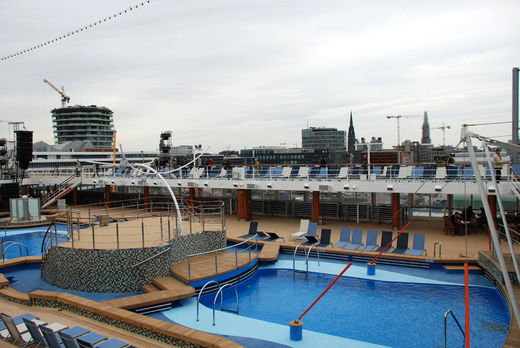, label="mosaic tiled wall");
[478,251,519,285]
[41,230,226,292]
